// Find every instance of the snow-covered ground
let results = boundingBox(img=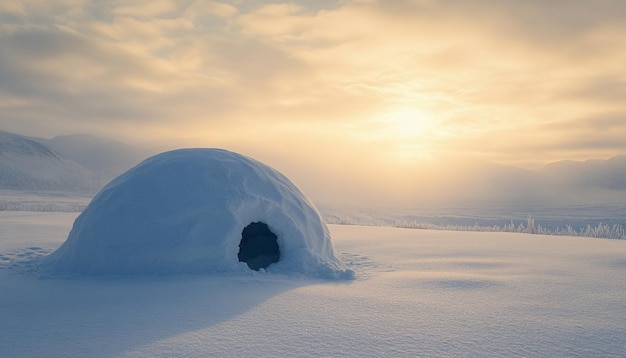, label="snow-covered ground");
[1,211,625,357]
